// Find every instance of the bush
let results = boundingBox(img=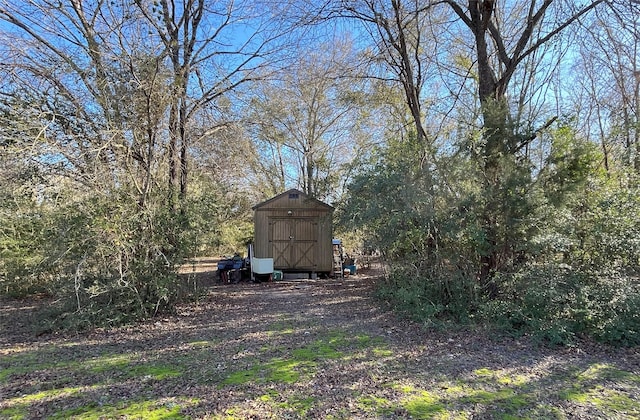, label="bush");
[374,258,640,346]
[345,134,640,346]
[376,265,479,327]
[479,266,640,346]
[1,185,200,331]
[585,272,640,346]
